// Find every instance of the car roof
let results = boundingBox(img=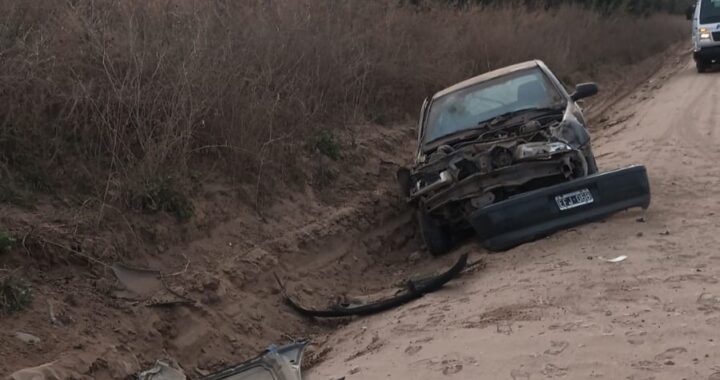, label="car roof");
[432,60,544,100]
